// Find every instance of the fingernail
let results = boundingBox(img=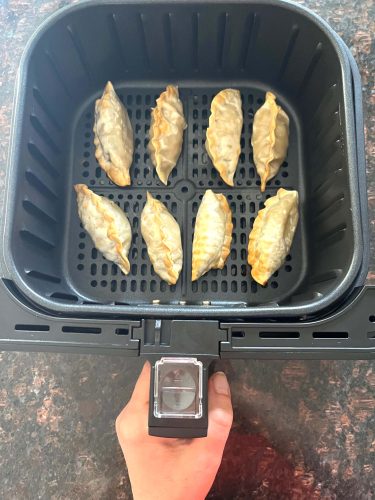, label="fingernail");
[212,372,230,396]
